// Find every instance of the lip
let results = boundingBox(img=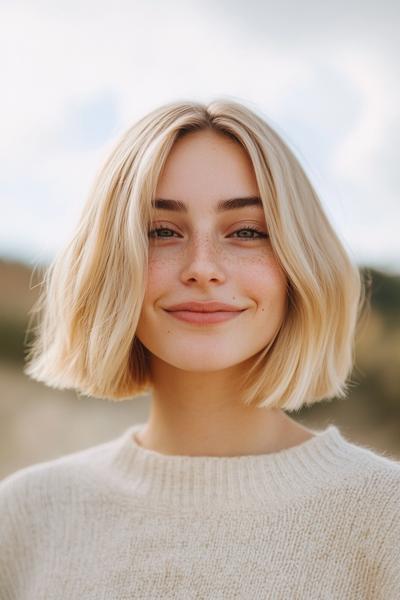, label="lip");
[164,301,245,312]
[164,309,246,325]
